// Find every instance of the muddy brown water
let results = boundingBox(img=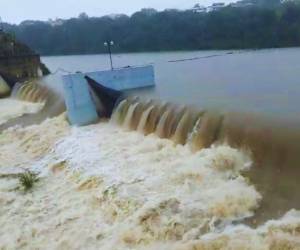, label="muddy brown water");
[112,98,300,227]
[2,79,300,228]
[2,48,300,227]
[0,75,65,131]
[220,113,300,226]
